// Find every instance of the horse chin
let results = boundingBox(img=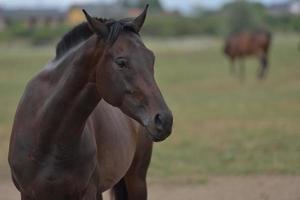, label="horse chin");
[132,115,168,142]
[119,100,172,142]
[145,127,170,142]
